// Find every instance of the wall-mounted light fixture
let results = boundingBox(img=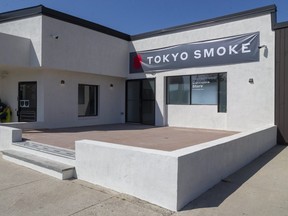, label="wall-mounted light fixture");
[258,45,267,49]
[0,71,8,79]
[50,34,59,39]
[258,45,268,58]
[60,80,65,86]
[249,78,254,84]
